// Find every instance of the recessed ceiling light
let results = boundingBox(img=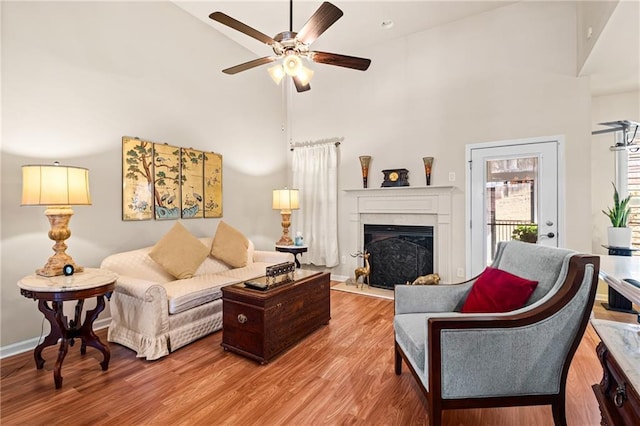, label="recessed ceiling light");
[381,20,394,30]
